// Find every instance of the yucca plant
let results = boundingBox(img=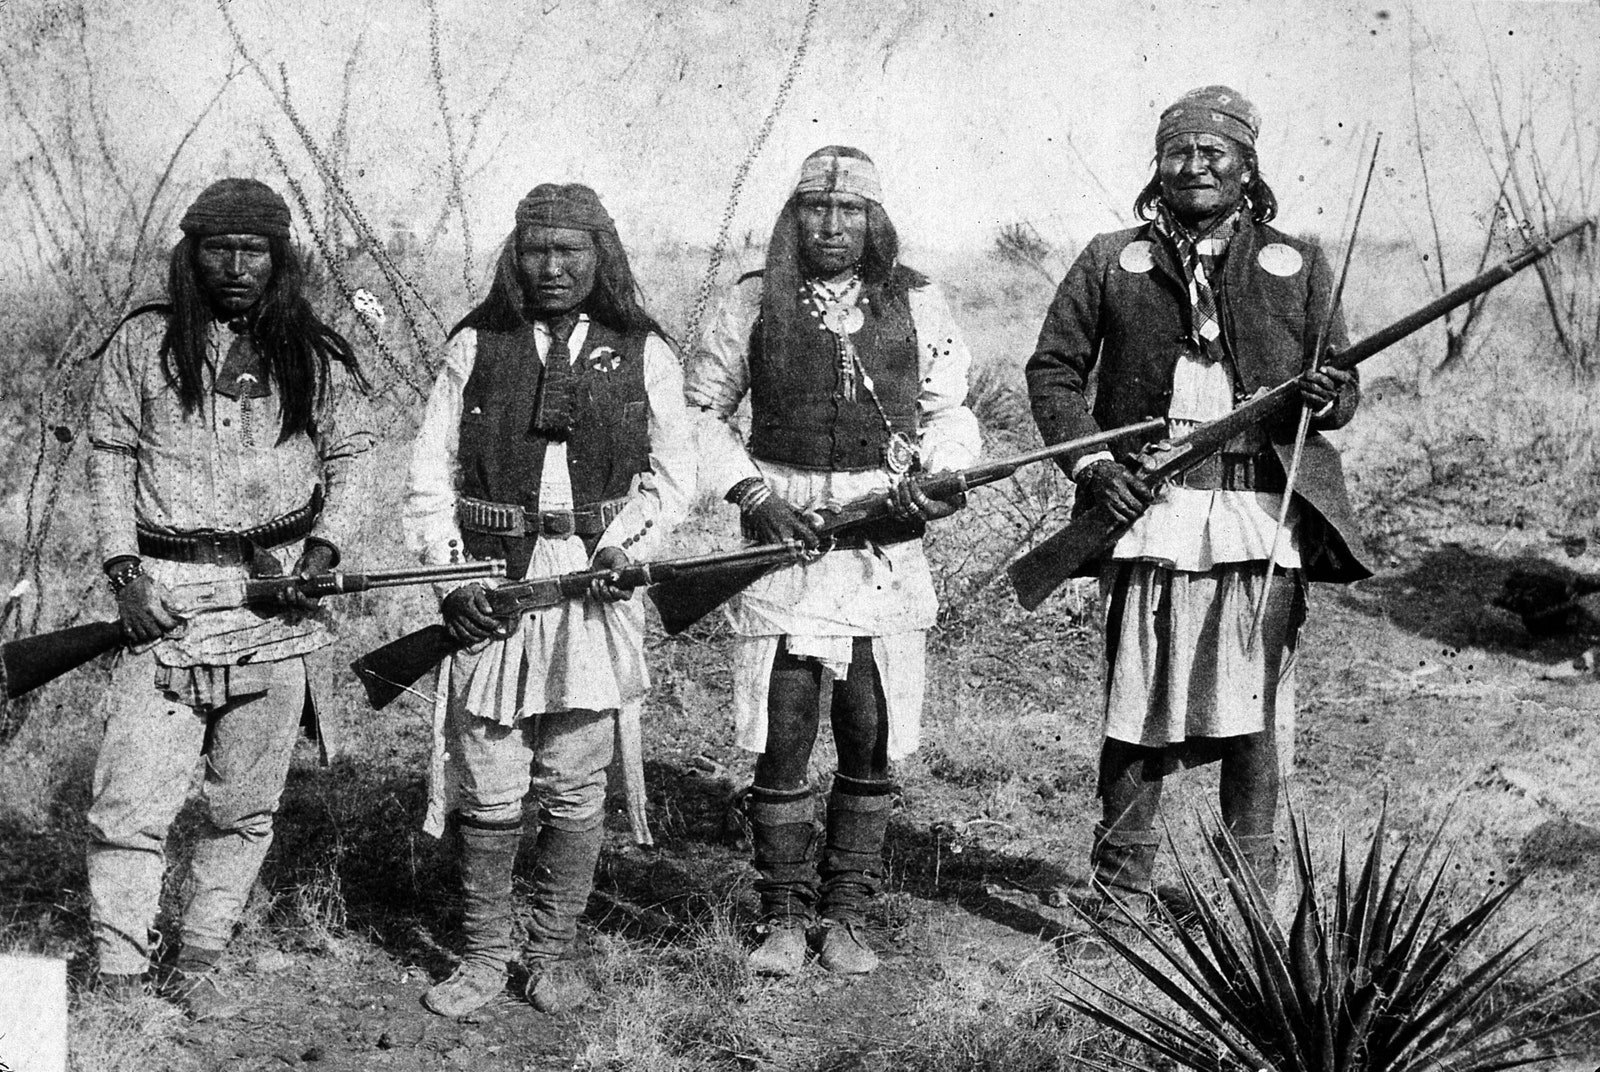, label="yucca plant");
[1059,806,1598,1072]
